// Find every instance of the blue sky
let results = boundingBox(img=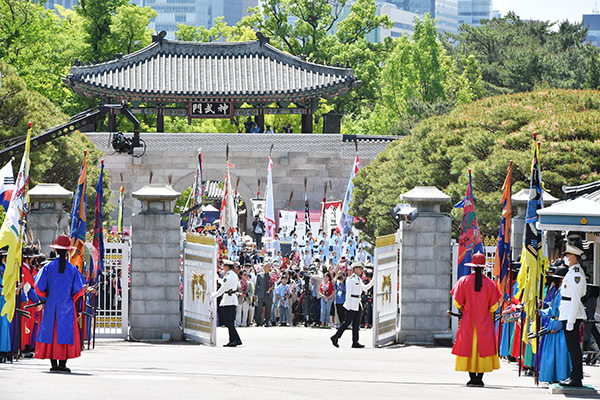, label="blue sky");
[494,0,597,23]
